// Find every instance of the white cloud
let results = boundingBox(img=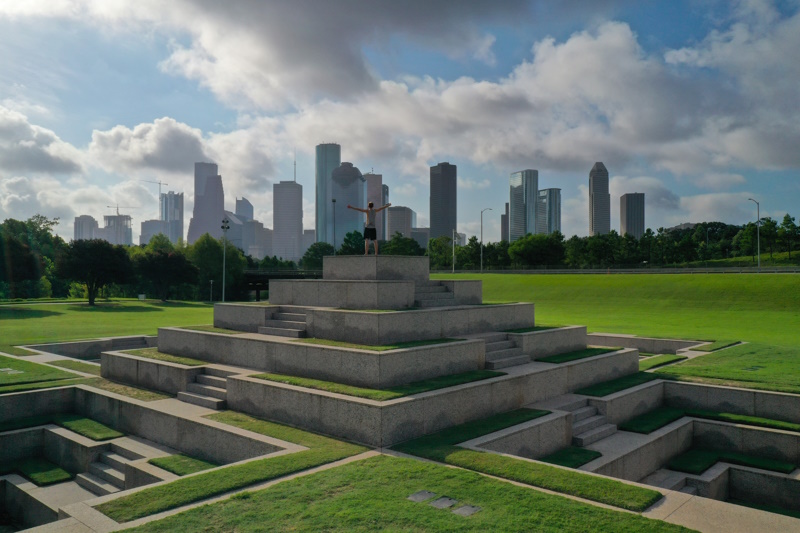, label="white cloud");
[457,178,491,190]
[694,173,746,190]
[0,105,83,175]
